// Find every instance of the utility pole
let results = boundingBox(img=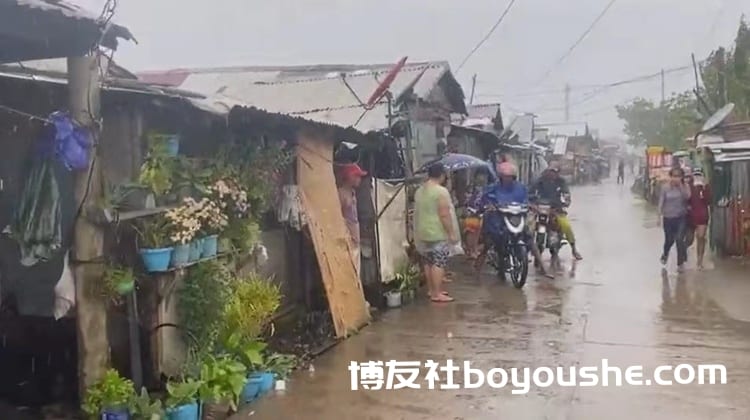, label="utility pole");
[68,55,108,395]
[661,68,666,103]
[564,84,571,122]
[469,74,477,105]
